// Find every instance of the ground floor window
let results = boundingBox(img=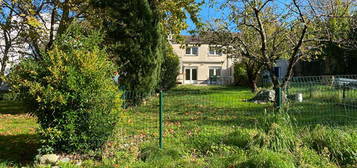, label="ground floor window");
[184,67,198,84]
[209,67,222,77]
